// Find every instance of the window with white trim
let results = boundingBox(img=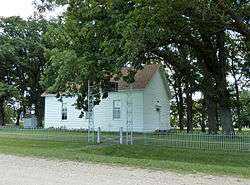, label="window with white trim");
[61,103,67,120]
[113,100,121,119]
